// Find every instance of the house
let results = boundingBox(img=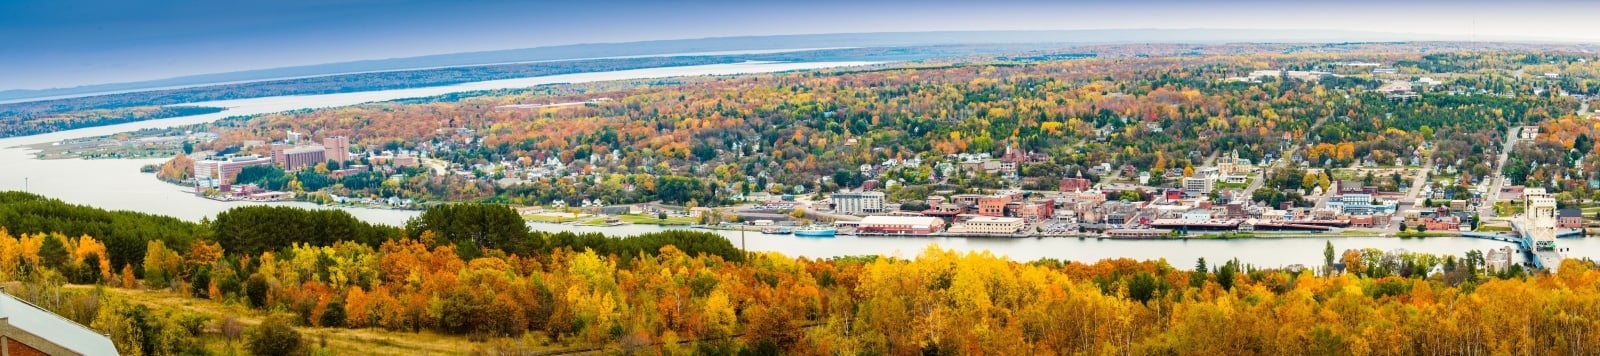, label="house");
[0,289,119,355]
[1559,208,1584,229]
